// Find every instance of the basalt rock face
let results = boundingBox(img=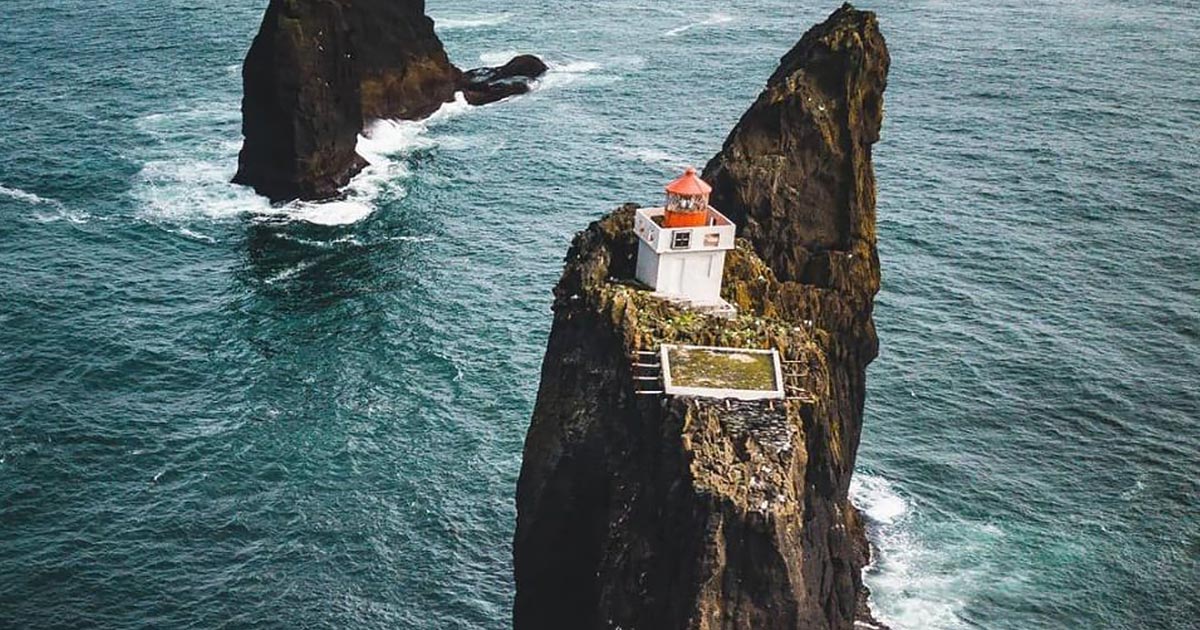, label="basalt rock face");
[462,54,549,106]
[233,0,463,201]
[514,4,888,630]
[703,3,889,290]
[347,0,462,121]
[232,0,366,202]
[703,3,889,562]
